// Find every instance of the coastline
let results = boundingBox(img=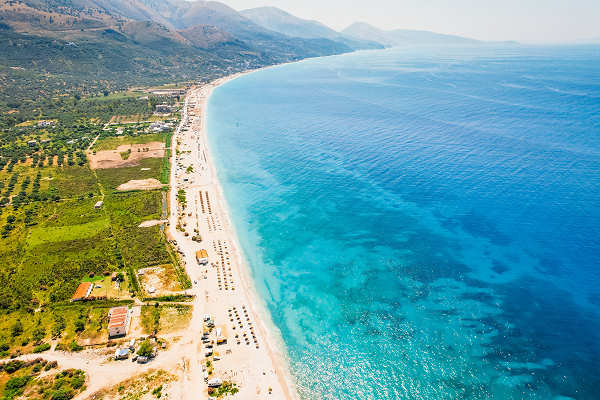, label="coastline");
[168,66,298,399]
